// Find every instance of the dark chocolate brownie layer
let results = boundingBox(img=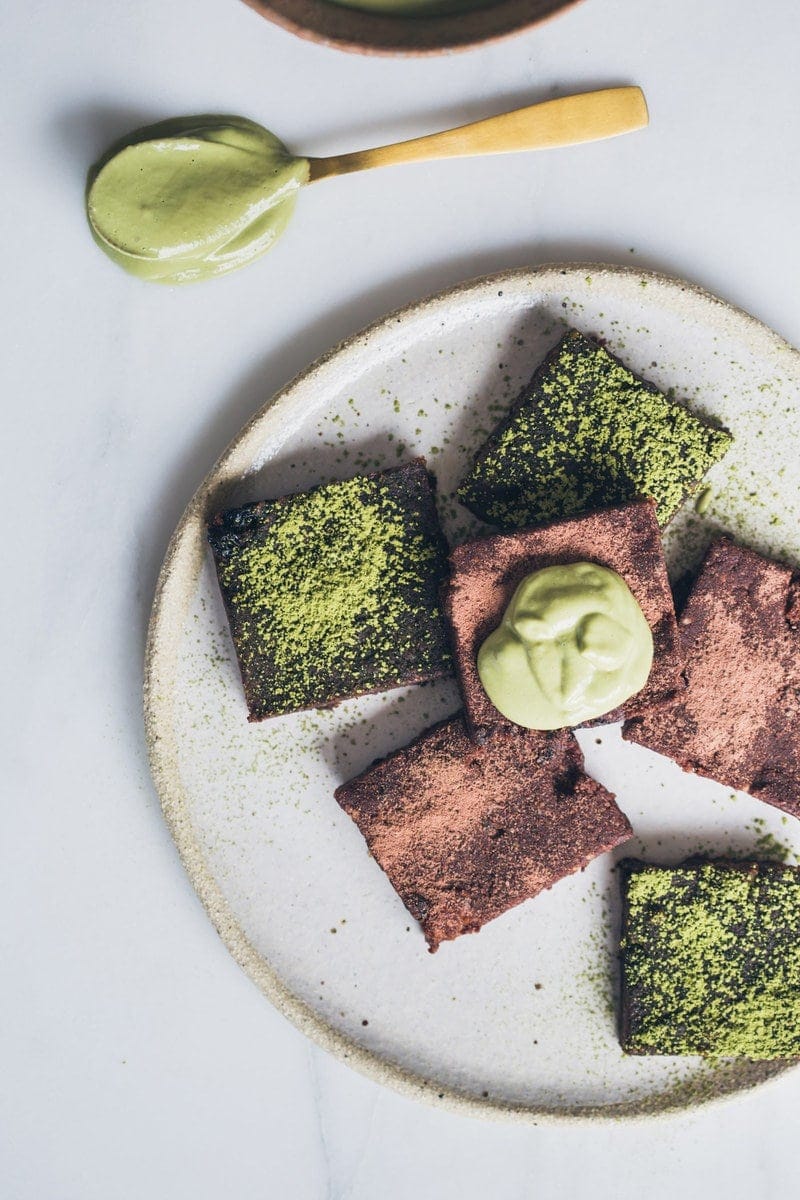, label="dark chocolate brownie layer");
[207,459,452,721]
[335,716,631,952]
[623,538,800,819]
[619,858,800,1059]
[457,329,731,530]
[443,499,682,742]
